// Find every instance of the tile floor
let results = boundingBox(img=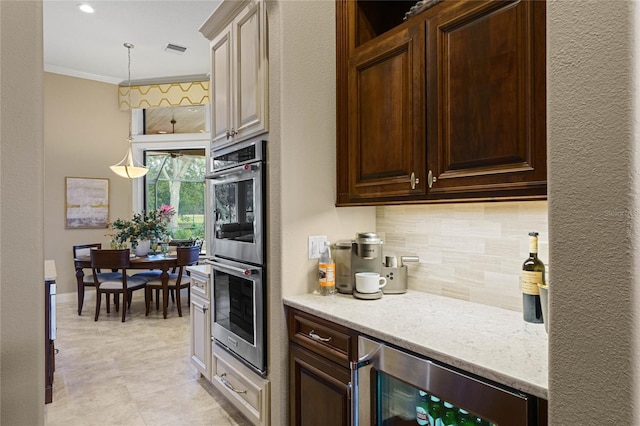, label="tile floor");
[45,292,251,426]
